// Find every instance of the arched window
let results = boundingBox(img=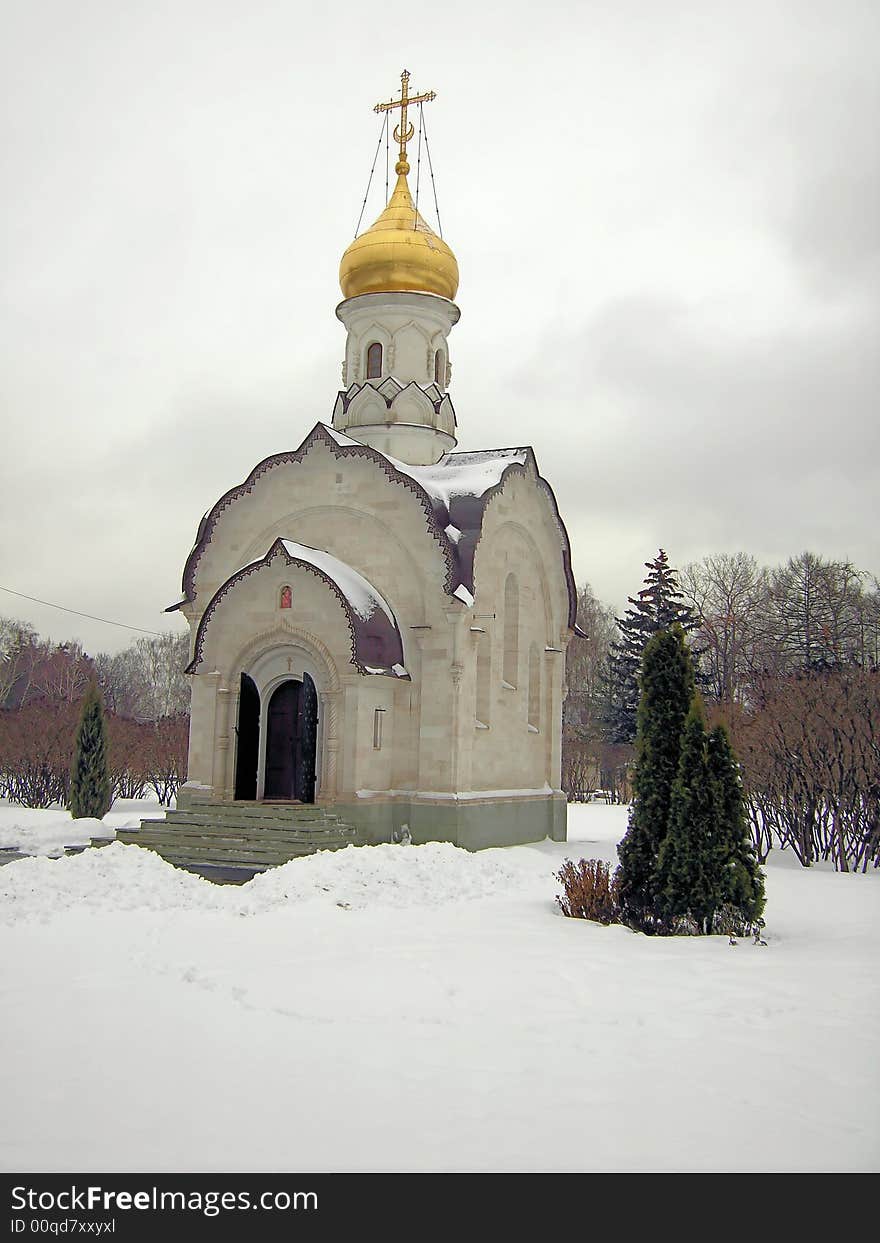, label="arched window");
[434,349,444,385]
[475,633,491,728]
[528,643,540,730]
[503,573,519,688]
[366,342,382,379]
